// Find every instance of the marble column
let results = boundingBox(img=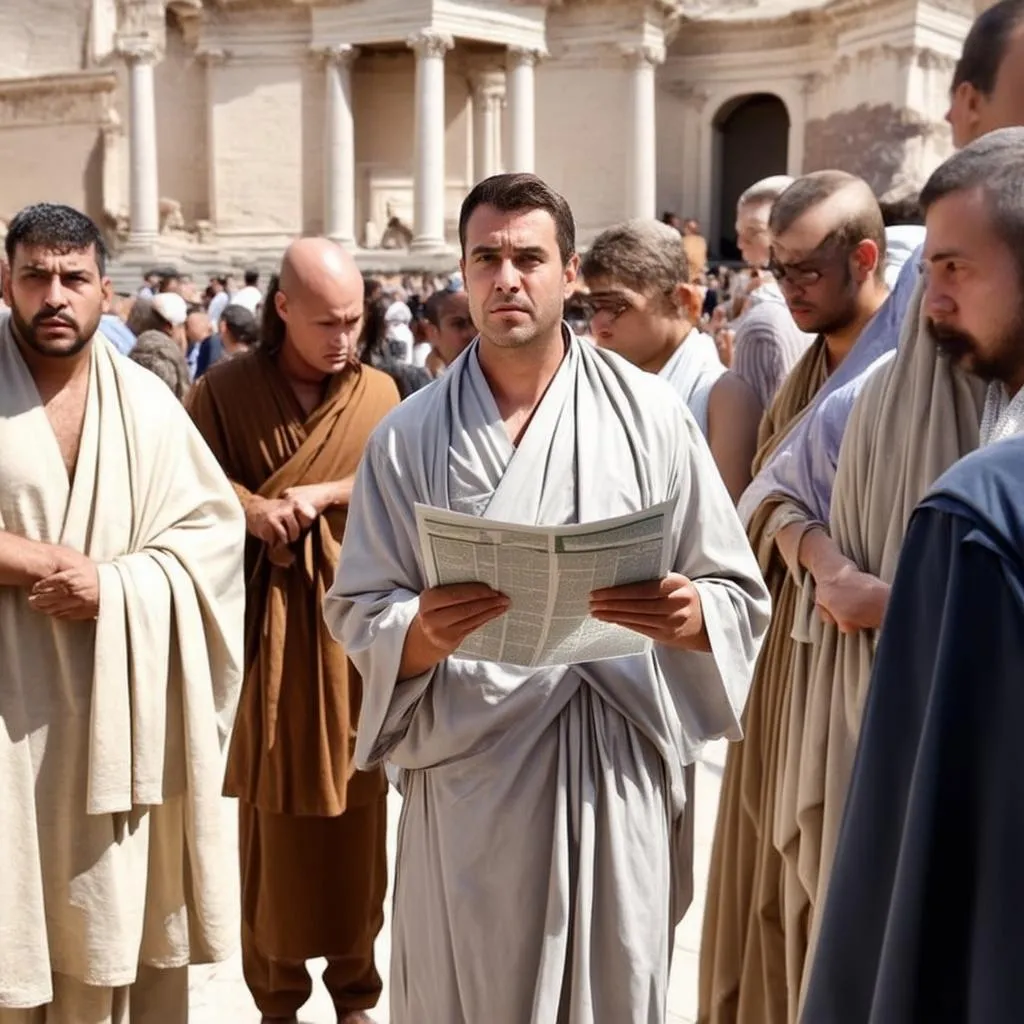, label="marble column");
[621,44,664,221]
[121,41,160,245]
[471,71,504,182]
[321,44,359,246]
[506,47,540,173]
[408,29,453,251]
